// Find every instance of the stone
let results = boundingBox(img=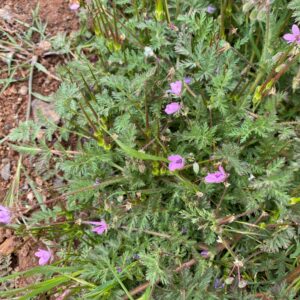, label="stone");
[18,86,28,96]
[31,99,60,124]
[1,163,11,181]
